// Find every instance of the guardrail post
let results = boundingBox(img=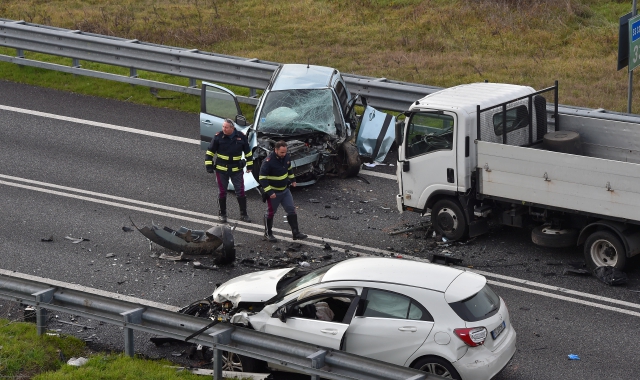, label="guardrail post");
[250,88,257,97]
[15,48,24,58]
[72,58,81,68]
[130,68,138,78]
[189,78,197,88]
[306,350,326,380]
[209,327,233,380]
[120,307,144,357]
[32,288,55,336]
